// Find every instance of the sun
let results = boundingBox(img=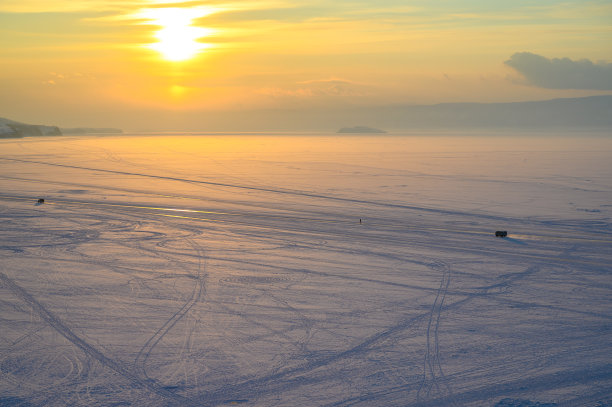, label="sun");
[140,7,215,62]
